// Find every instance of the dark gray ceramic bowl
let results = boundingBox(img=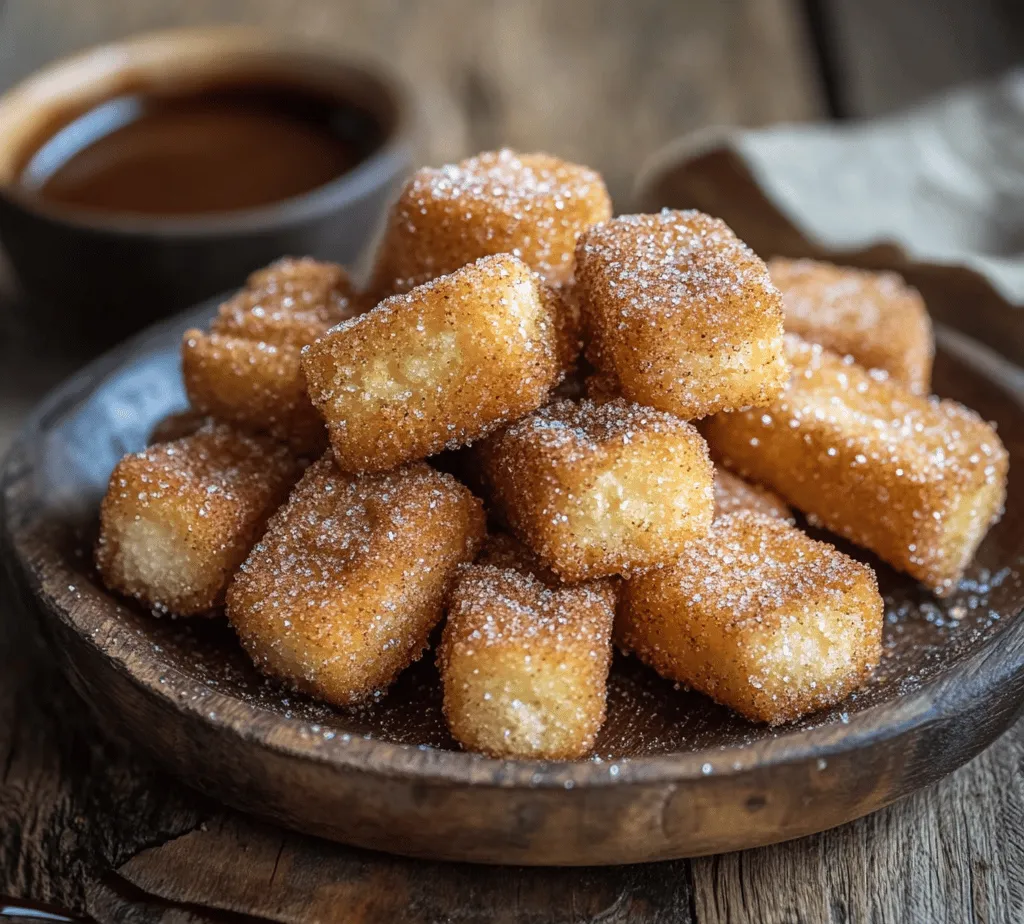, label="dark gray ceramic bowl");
[0,28,414,352]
